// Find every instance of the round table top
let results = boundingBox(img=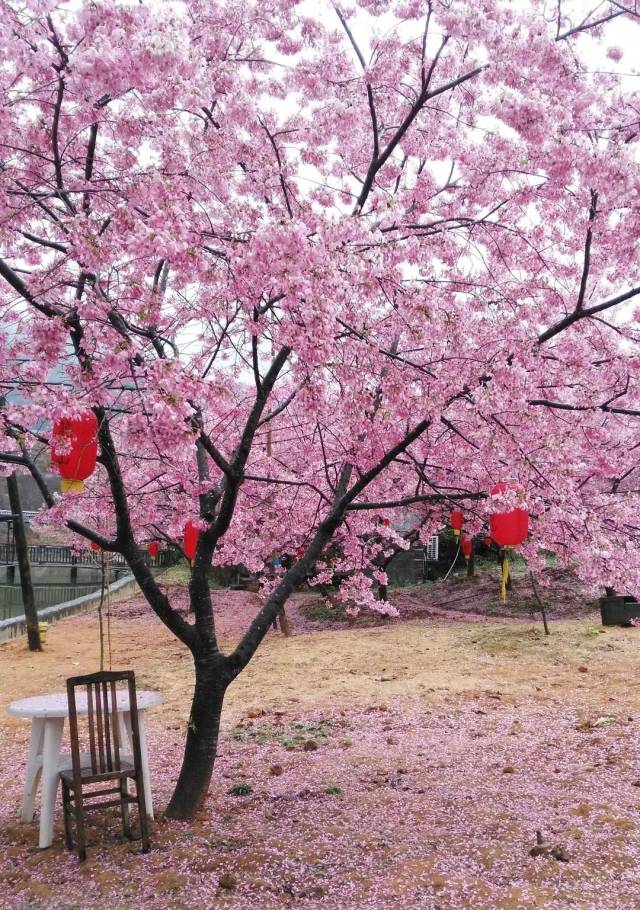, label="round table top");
[8,690,163,719]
